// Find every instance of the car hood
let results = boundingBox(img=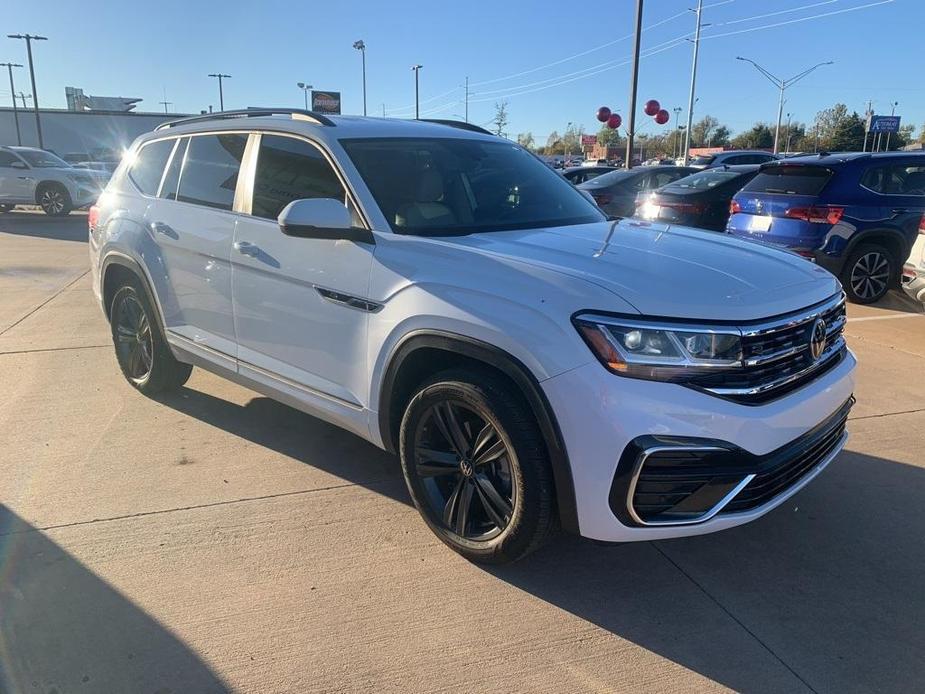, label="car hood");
[439,220,840,321]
